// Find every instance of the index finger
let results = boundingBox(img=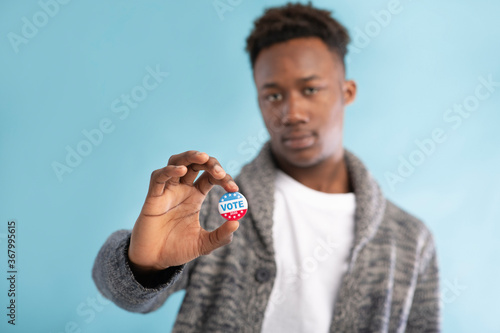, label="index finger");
[168,150,210,167]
